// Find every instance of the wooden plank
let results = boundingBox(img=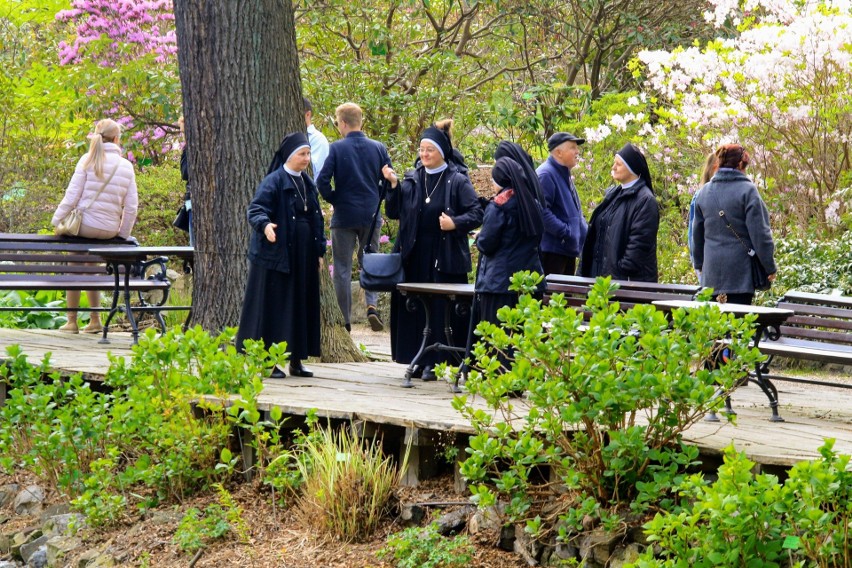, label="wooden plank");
[1,329,851,467]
